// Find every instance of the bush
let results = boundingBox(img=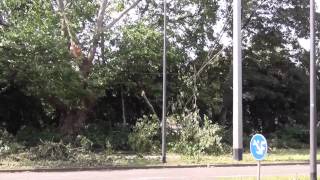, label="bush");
[128,114,160,153]
[108,124,131,151]
[82,121,131,152]
[169,110,226,156]
[76,135,93,152]
[82,122,109,151]
[0,128,22,155]
[16,126,62,147]
[269,125,309,148]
